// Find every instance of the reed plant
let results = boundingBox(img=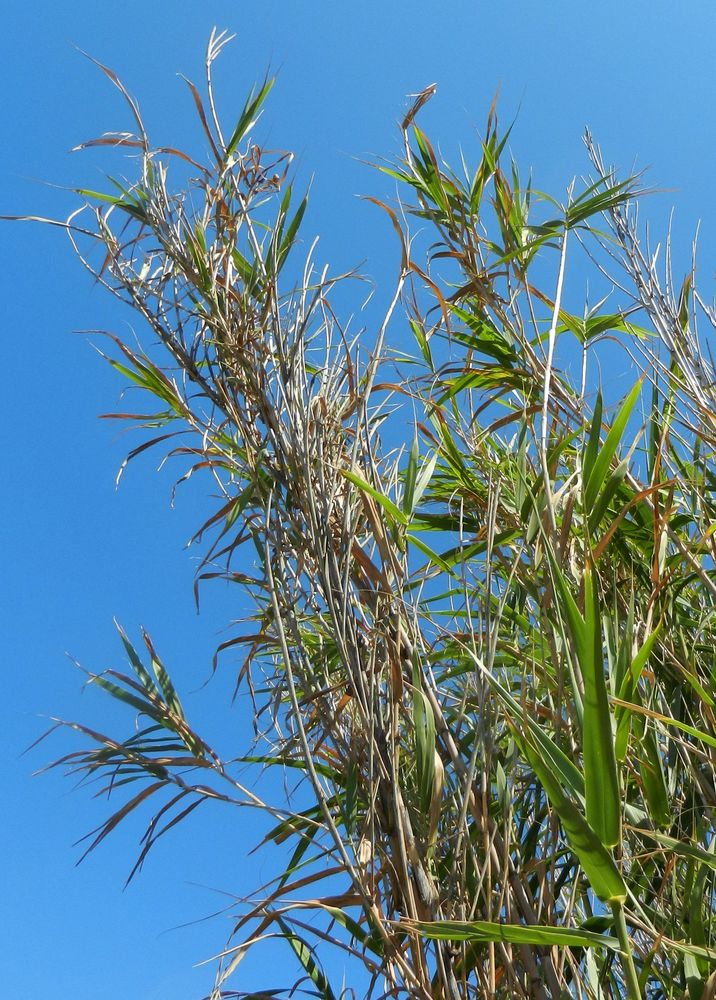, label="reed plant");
[29,33,716,999]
